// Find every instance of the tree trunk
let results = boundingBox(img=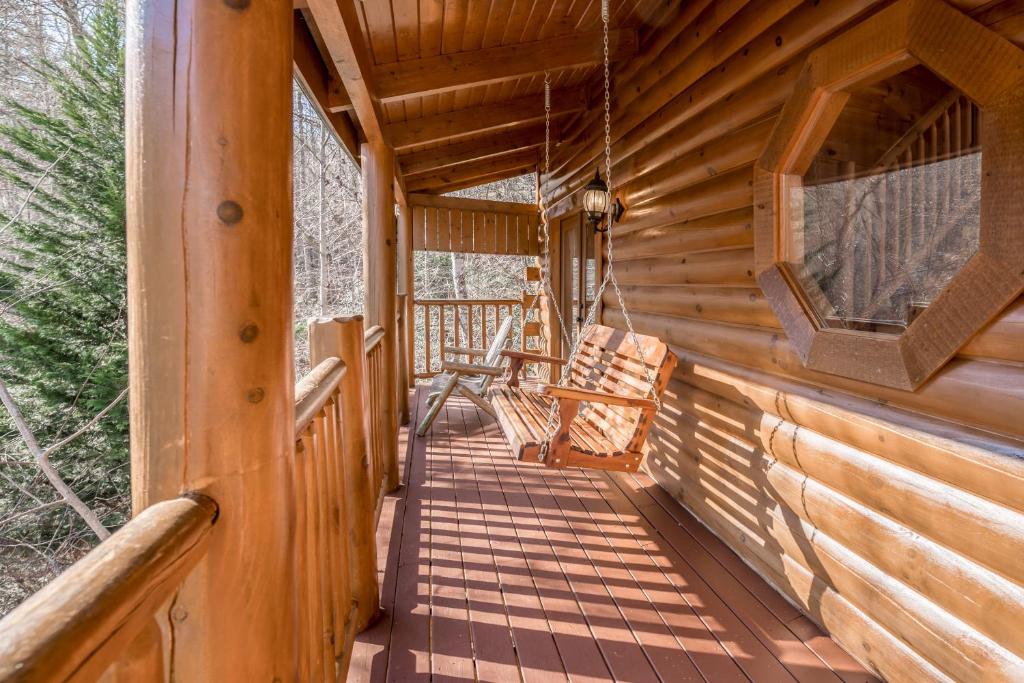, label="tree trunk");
[317,120,328,315]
